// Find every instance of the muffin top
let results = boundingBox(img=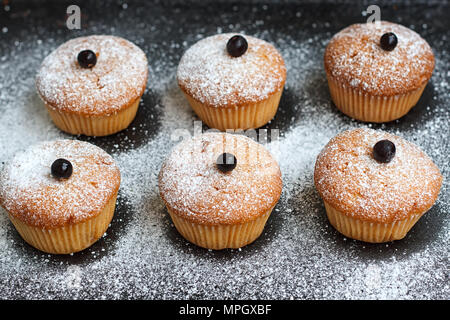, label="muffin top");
[36,35,148,116]
[158,132,282,225]
[324,21,434,96]
[314,128,442,223]
[177,33,286,108]
[0,140,120,229]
